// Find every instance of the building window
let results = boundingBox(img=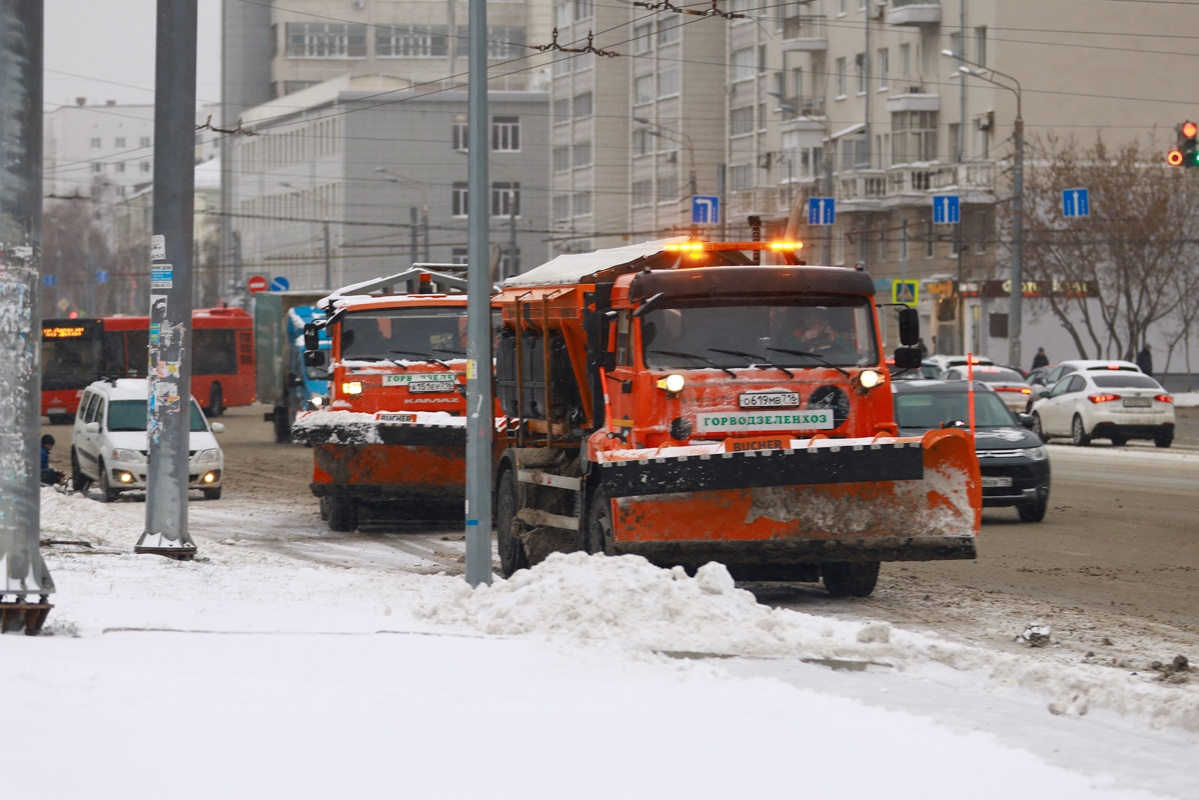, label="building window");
[492,182,520,217]
[92,163,103,173]
[855,52,866,94]
[140,161,151,173]
[657,69,679,98]
[835,57,846,97]
[892,111,938,164]
[553,54,571,77]
[632,180,653,207]
[452,116,468,152]
[572,140,592,167]
[284,81,318,95]
[286,23,367,58]
[452,182,469,217]
[376,25,448,57]
[492,117,520,151]
[554,0,571,28]
[730,106,754,137]
[115,137,126,148]
[488,26,526,59]
[730,164,753,190]
[553,145,570,173]
[115,162,126,173]
[975,26,987,66]
[633,22,653,53]
[573,91,593,118]
[574,0,594,22]
[900,43,911,77]
[633,128,653,156]
[839,135,867,170]
[573,190,592,217]
[657,176,679,204]
[553,194,571,222]
[731,48,755,83]
[553,97,570,125]
[634,74,654,104]
[452,248,469,265]
[140,136,151,147]
[878,48,889,90]
[90,137,101,148]
[657,16,679,45]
